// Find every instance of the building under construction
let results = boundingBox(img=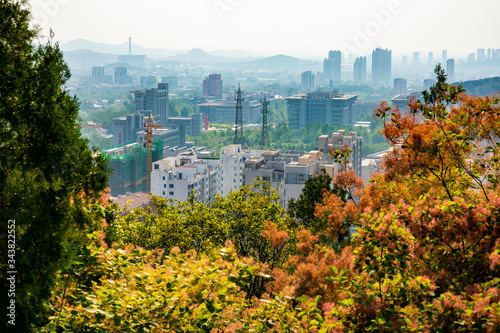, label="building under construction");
[104,139,163,196]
